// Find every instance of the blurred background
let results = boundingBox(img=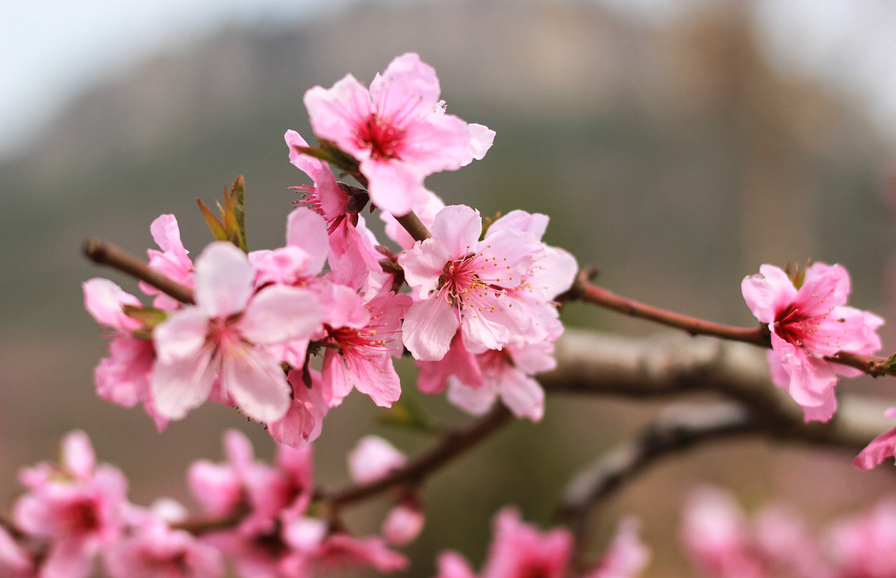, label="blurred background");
[4,0,896,575]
